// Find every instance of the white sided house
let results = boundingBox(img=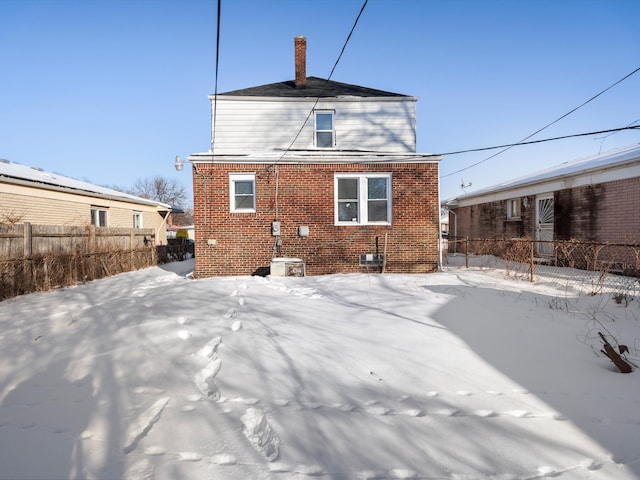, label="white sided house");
[0,159,171,243]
